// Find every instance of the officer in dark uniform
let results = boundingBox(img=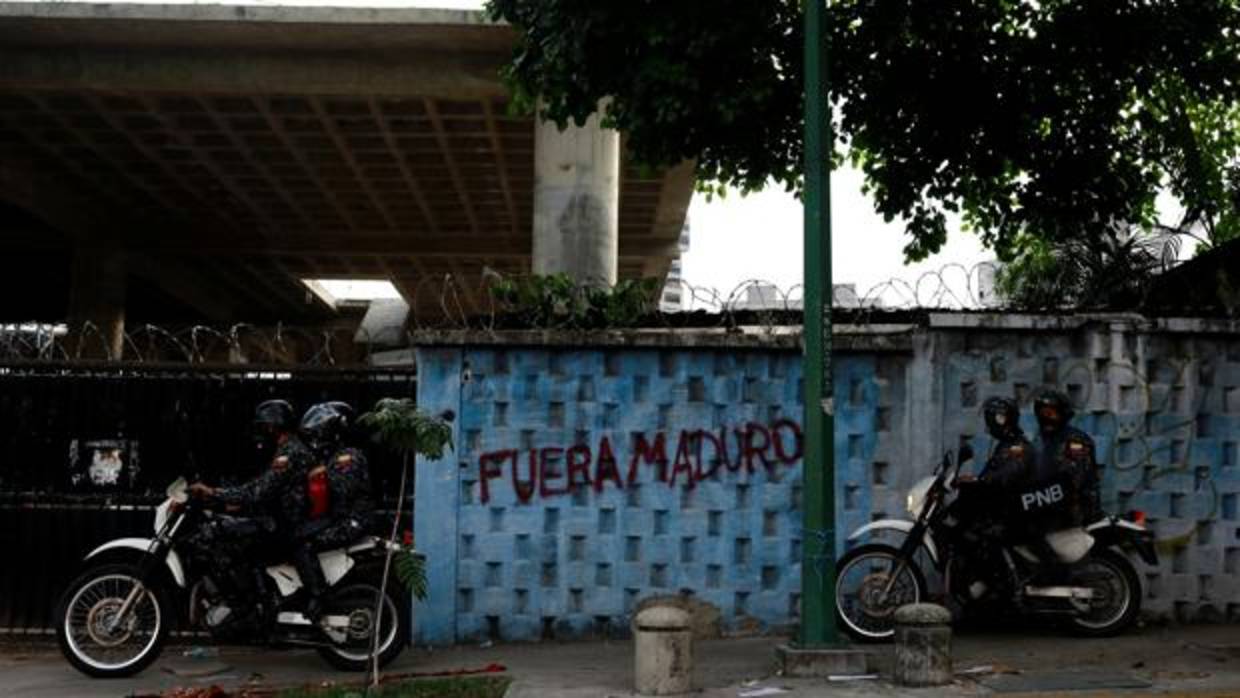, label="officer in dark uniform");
[291,402,375,621]
[977,396,1035,488]
[186,399,315,620]
[1031,390,1100,528]
[1002,389,1099,584]
[951,396,1036,598]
